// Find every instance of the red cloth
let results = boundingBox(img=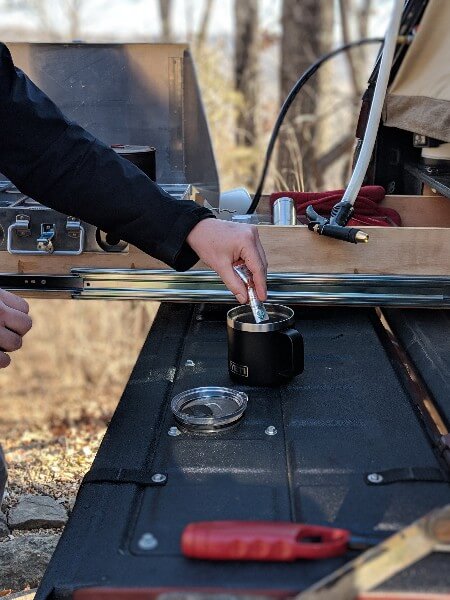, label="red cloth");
[270,186,401,227]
